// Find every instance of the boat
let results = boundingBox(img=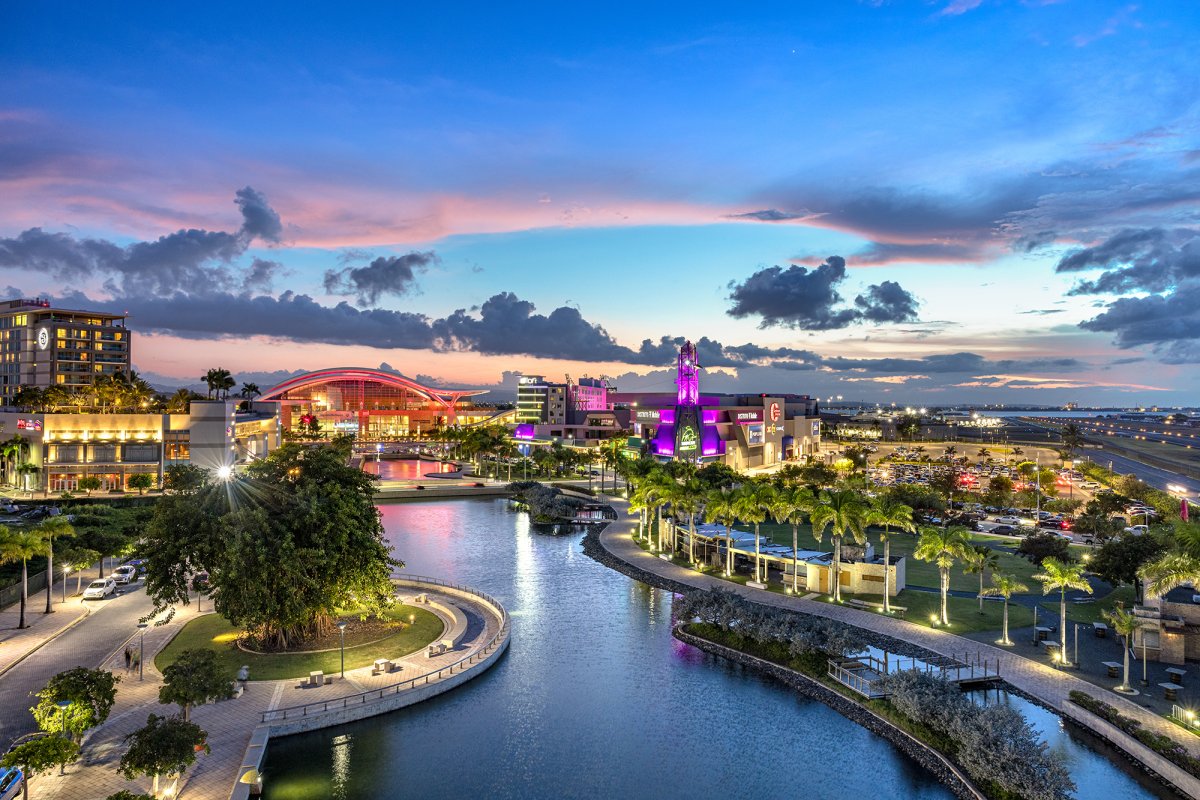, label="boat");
[0,767,24,800]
